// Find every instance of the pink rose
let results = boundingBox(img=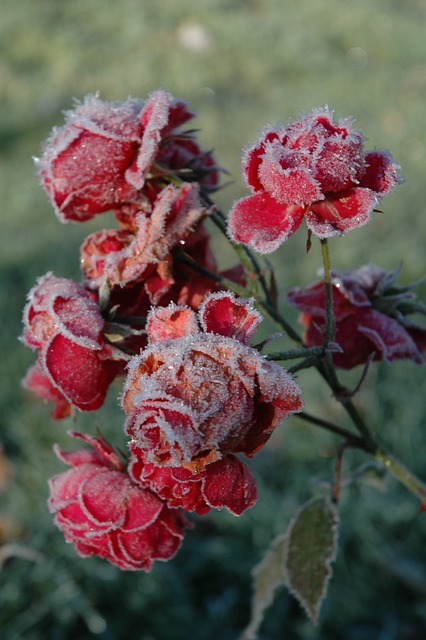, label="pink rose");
[228,107,402,253]
[38,90,218,222]
[48,431,189,571]
[22,273,121,413]
[122,292,303,469]
[287,264,426,368]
